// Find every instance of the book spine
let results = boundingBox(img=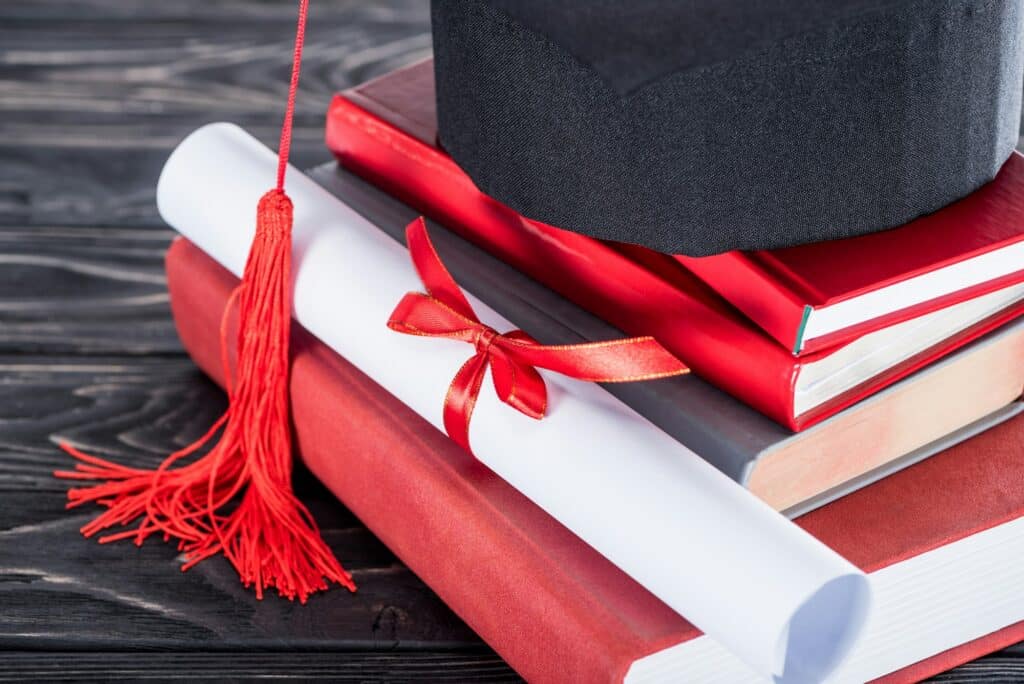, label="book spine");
[325,94,801,429]
[166,237,690,684]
